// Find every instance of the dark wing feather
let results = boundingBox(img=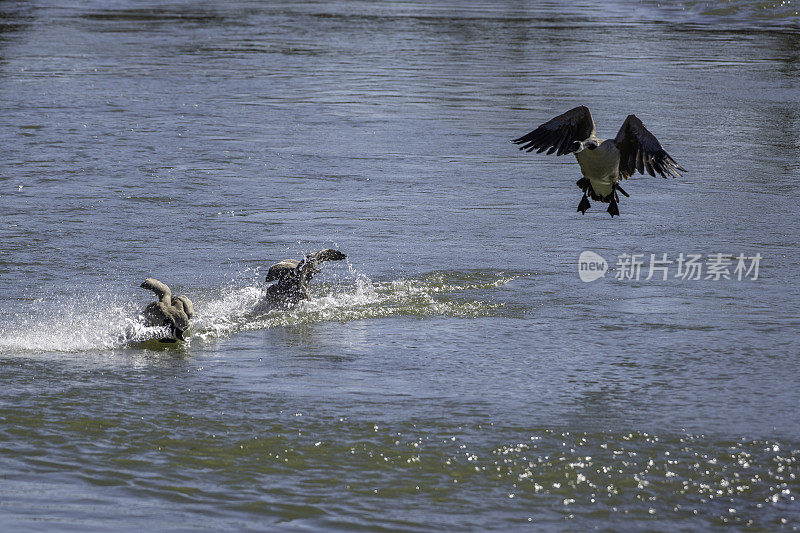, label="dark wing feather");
[511,106,596,157]
[614,115,686,179]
